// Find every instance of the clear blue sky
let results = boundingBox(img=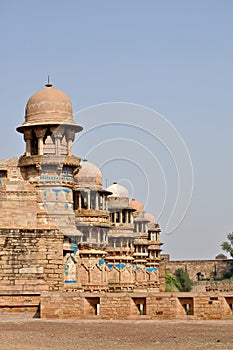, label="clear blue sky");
[1,0,233,259]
